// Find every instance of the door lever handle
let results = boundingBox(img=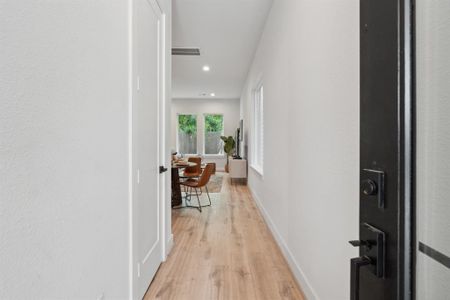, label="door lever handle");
[159,166,168,174]
[350,256,371,300]
[349,240,369,247]
[349,240,372,251]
